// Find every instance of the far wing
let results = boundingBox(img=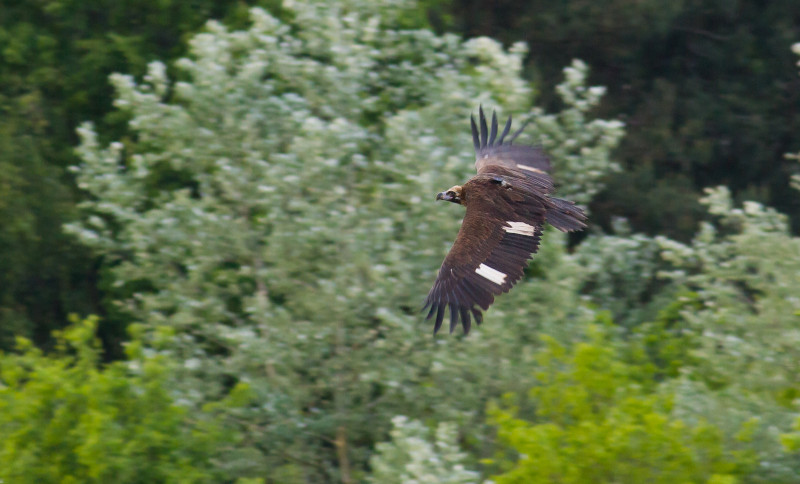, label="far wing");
[472,106,553,191]
[423,177,547,335]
